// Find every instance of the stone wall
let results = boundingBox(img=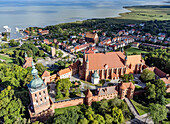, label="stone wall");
[53,98,84,109]
[134,90,145,96]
